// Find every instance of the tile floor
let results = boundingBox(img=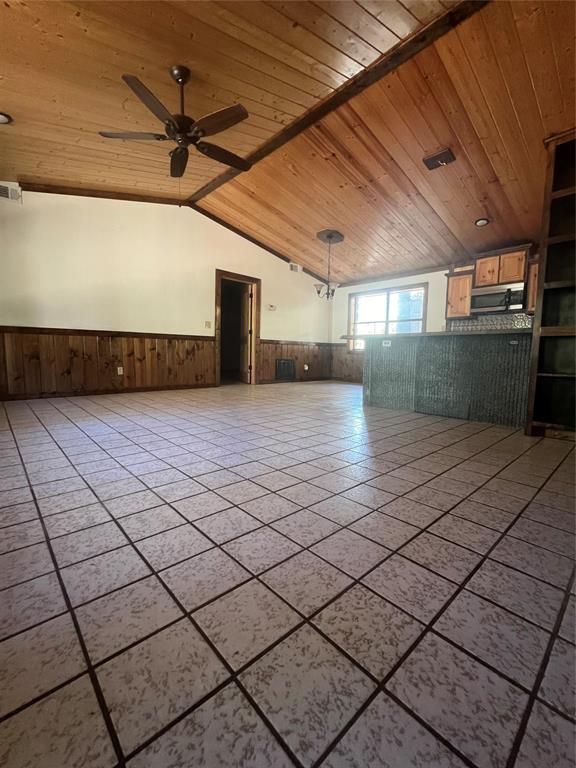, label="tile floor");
[0,381,574,768]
